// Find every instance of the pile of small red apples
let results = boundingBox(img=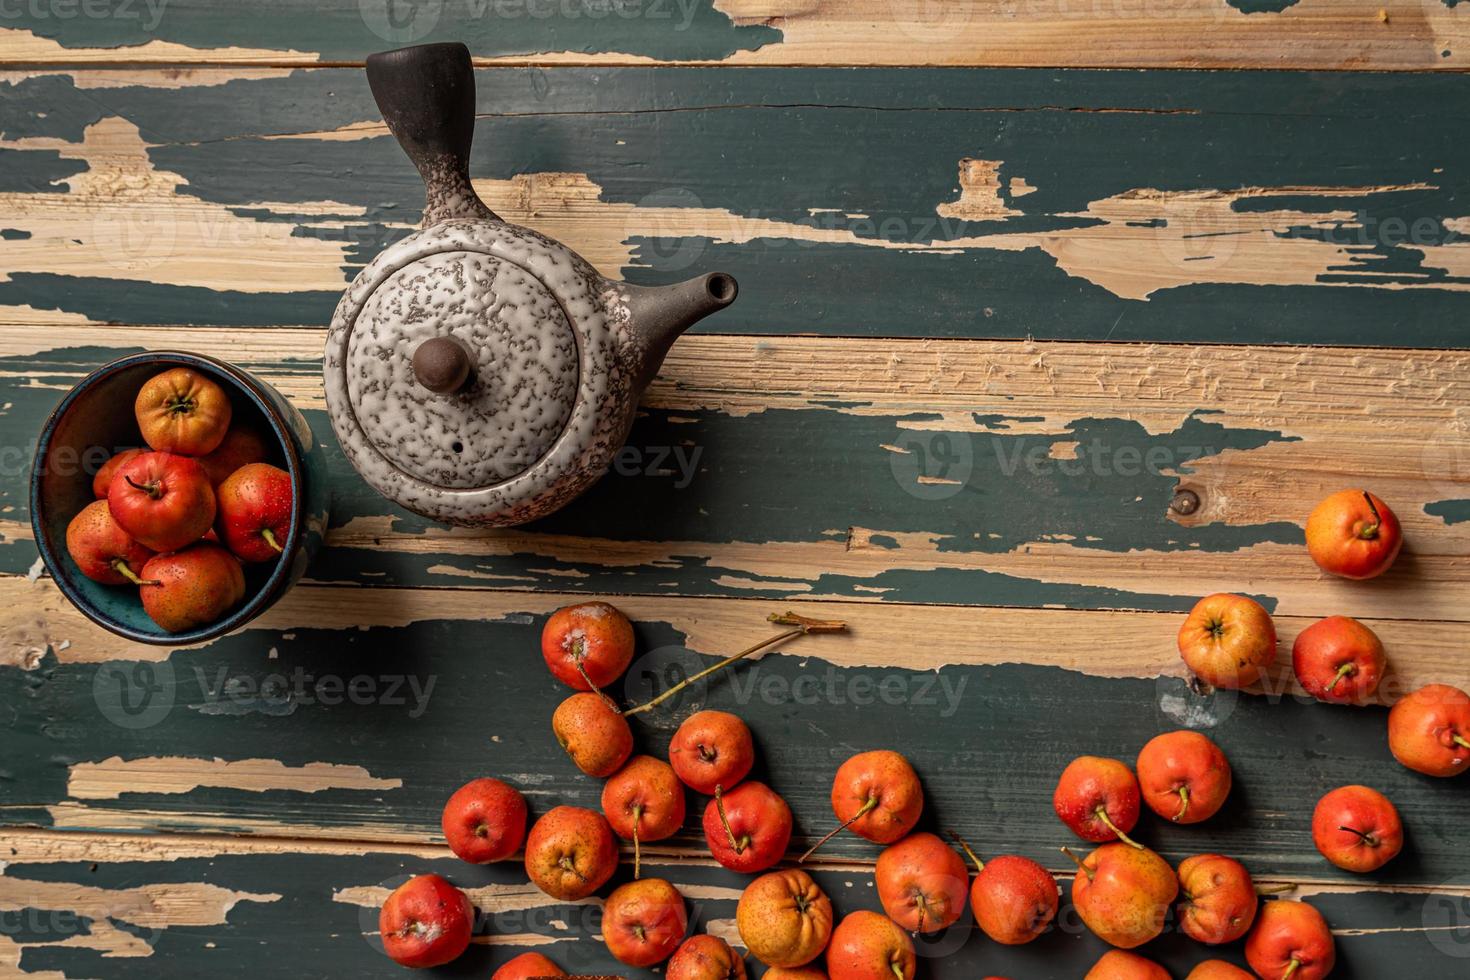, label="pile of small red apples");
[63,367,293,632]
[376,489,1458,977]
